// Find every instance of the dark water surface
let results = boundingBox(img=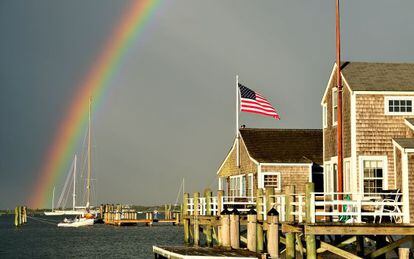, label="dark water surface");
[0,215,183,258]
